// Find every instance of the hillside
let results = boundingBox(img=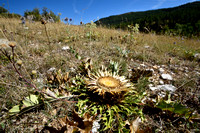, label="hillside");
[0,18,200,132]
[96,1,200,36]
